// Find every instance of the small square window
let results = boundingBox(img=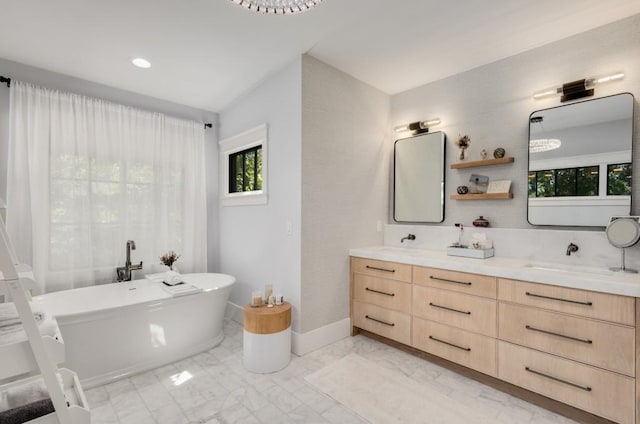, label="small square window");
[219,124,268,206]
[229,145,262,194]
